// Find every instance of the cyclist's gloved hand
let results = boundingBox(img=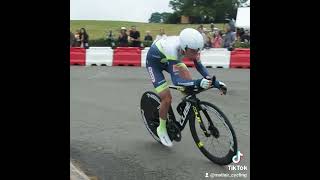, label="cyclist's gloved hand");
[200,78,212,89]
[205,76,212,80]
[218,81,227,95]
[213,80,227,95]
